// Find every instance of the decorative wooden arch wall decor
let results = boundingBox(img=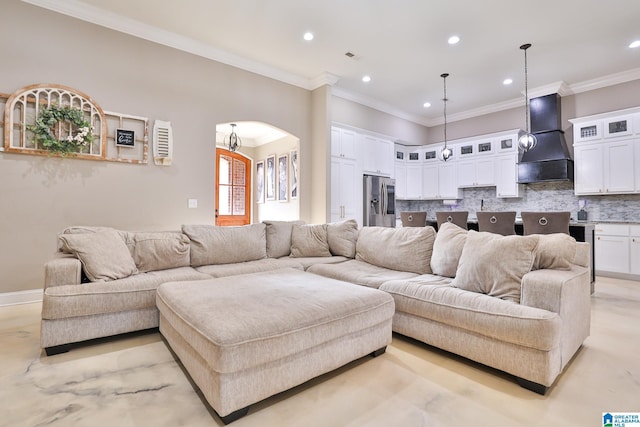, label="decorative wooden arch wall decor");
[1,84,148,164]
